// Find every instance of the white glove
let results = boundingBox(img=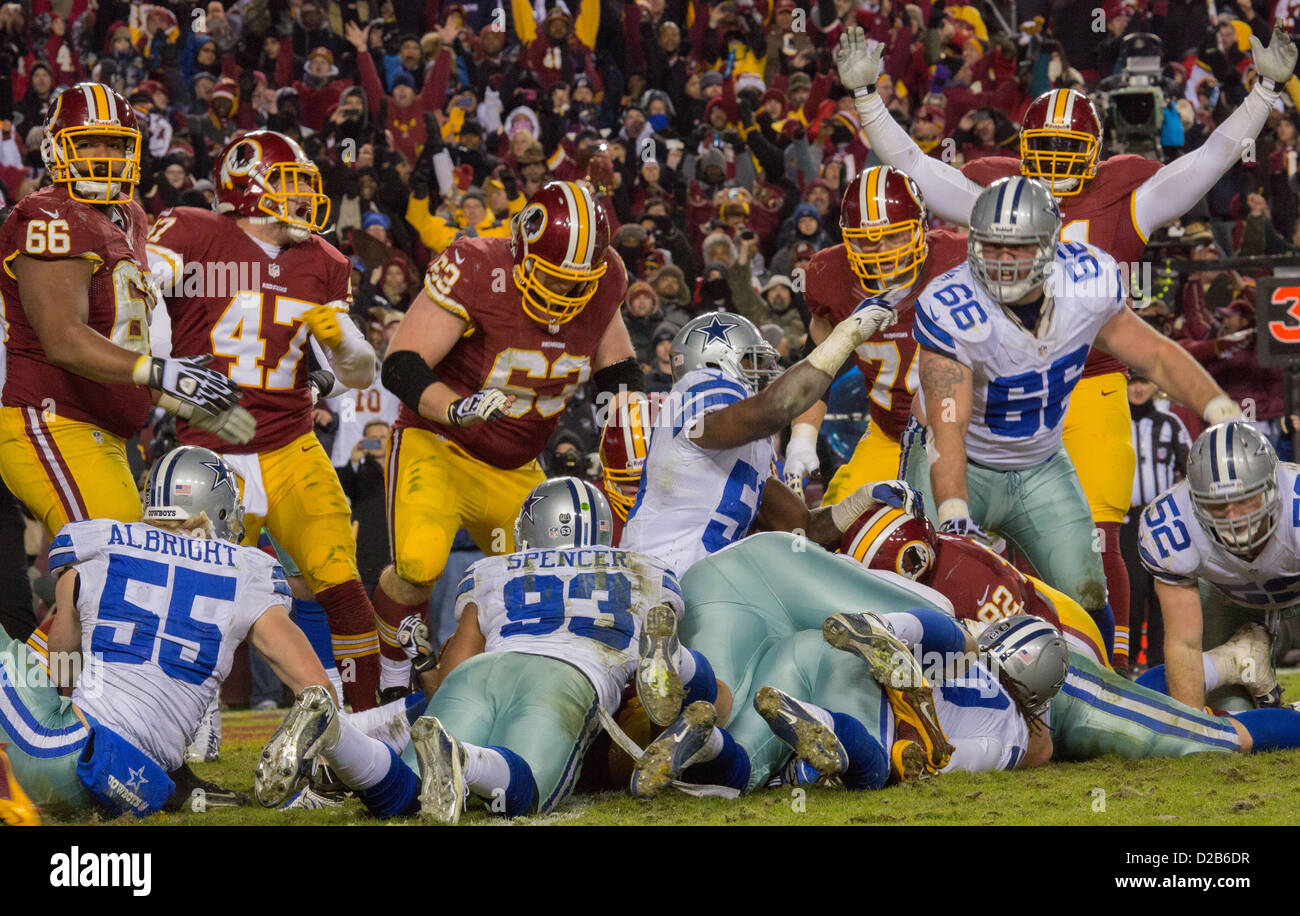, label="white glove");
[850,299,898,342]
[835,27,884,94]
[1203,394,1243,425]
[446,388,512,426]
[1250,22,1298,87]
[783,422,820,487]
[806,300,895,375]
